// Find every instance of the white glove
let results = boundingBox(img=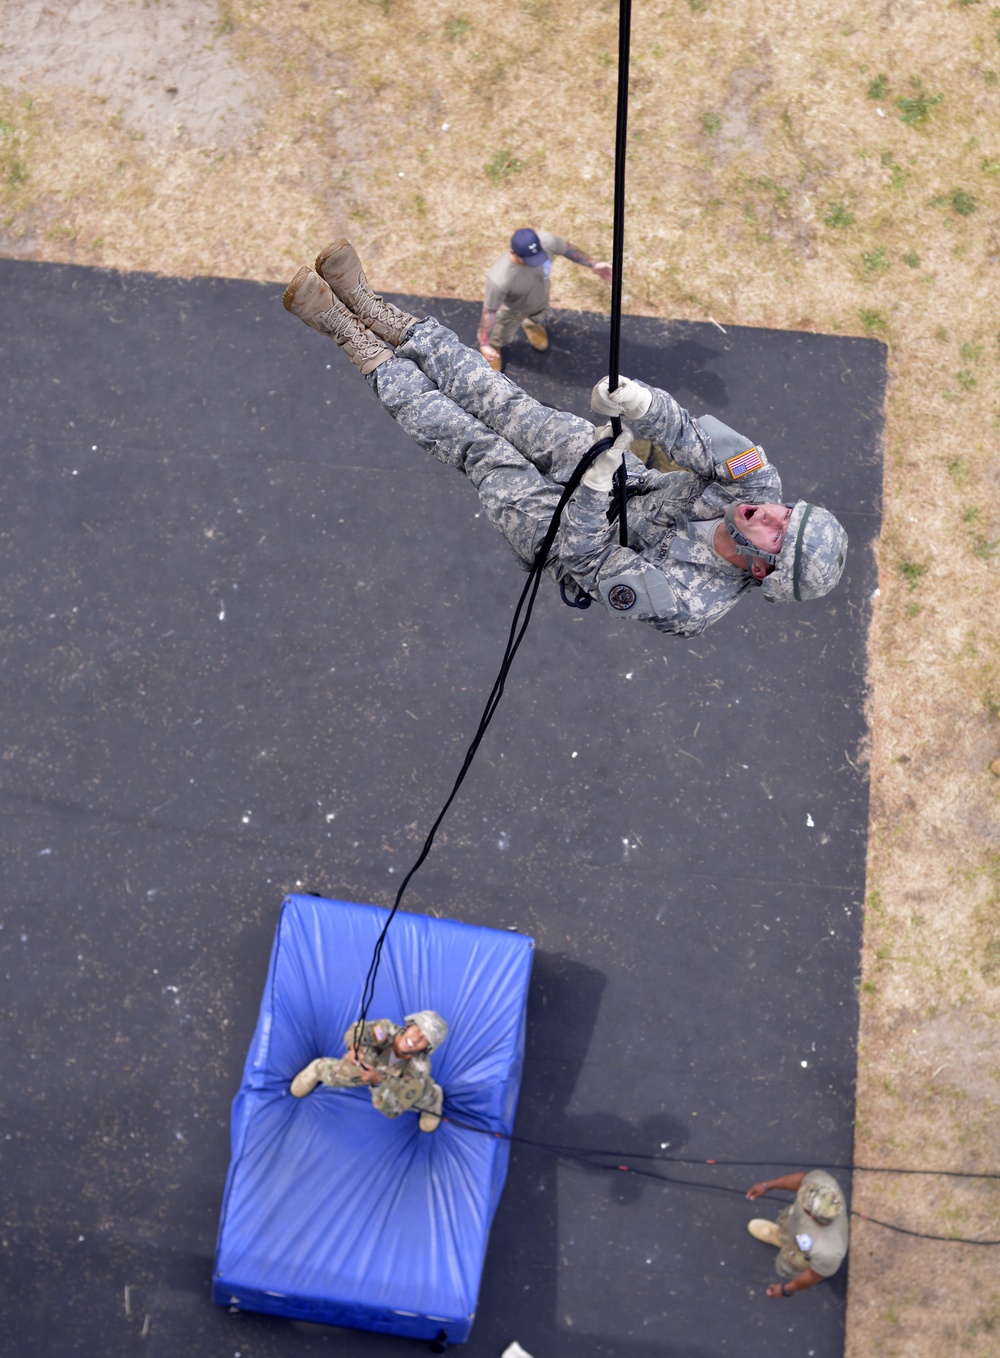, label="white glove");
[581,425,632,492]
[591,375,653,420]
